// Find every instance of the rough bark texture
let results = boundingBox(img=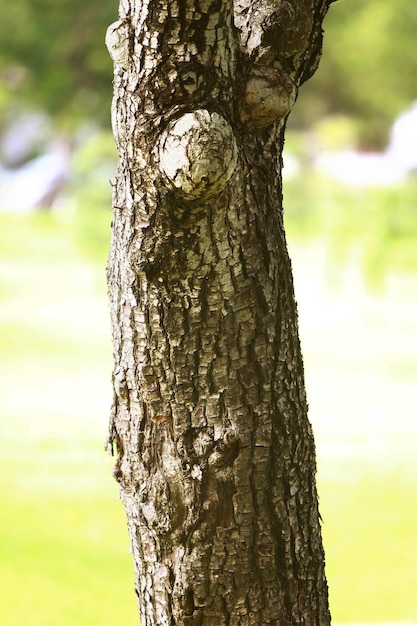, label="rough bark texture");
[106,1,333,624]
